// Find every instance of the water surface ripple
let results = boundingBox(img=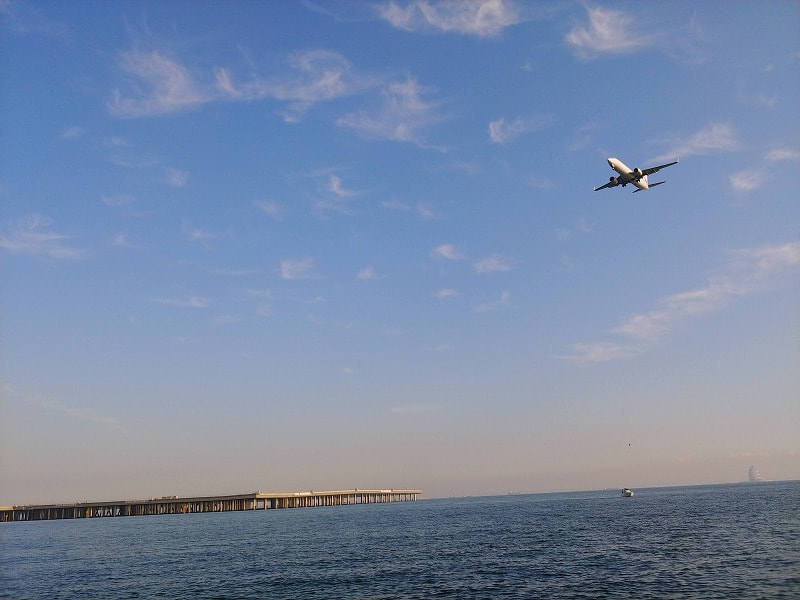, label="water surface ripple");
[2,482,798,599]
